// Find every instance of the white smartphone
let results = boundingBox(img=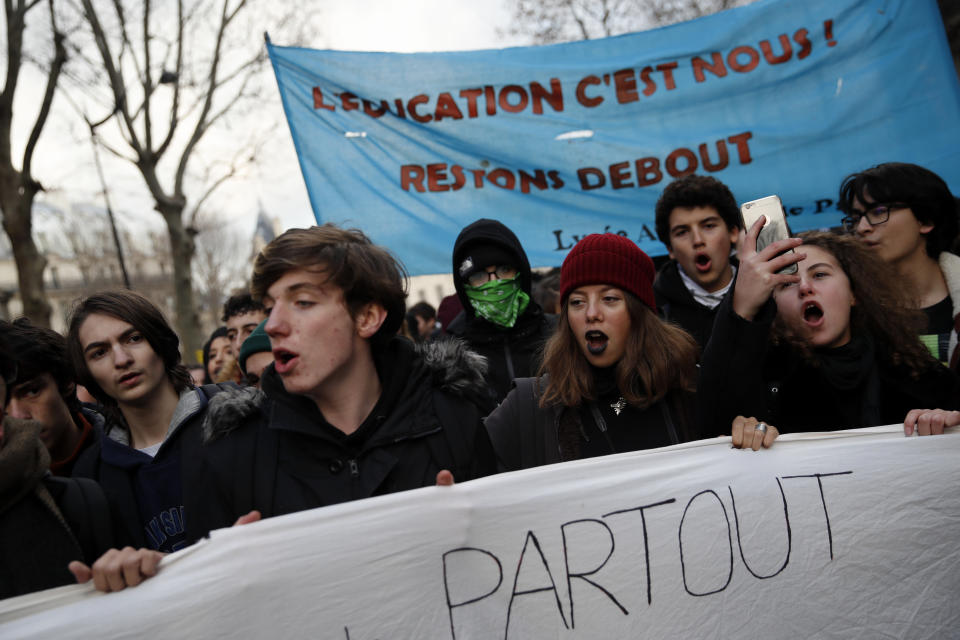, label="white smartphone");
[740,195,797,274]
